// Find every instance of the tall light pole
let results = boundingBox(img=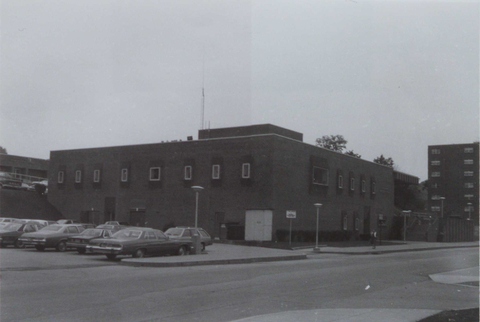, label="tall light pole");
[467,203,472,221]
[191,186,204,228]
[402,210,411,242]
[314,203,322,251]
